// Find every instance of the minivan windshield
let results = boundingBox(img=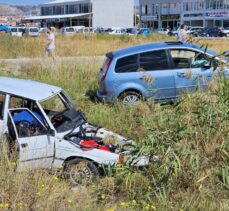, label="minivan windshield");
[66,28,74,32]
[40,92,86,133]
[30,28,38,32]
[11,28,17,32]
